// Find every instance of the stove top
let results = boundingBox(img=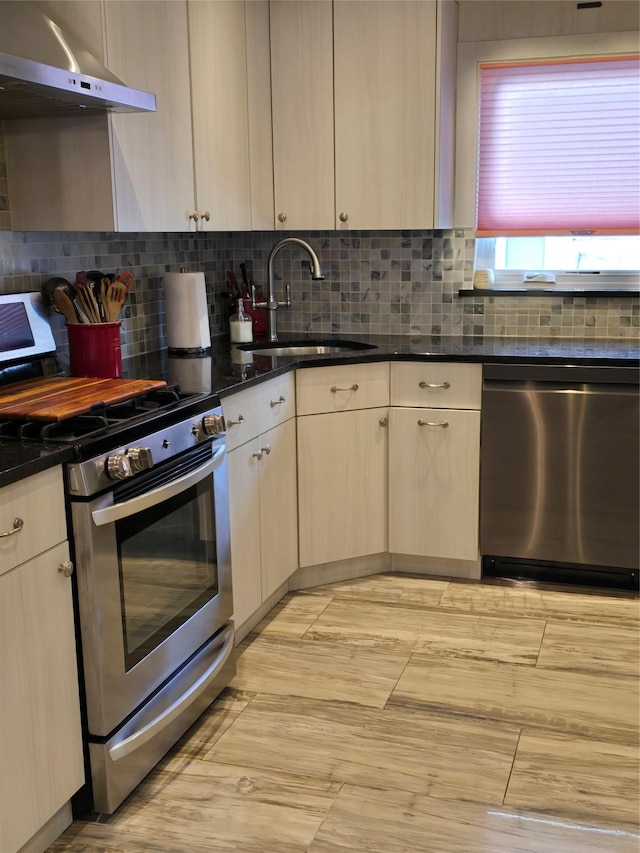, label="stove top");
[0,384,190,444]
